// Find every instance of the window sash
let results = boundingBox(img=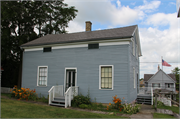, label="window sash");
[38,67,47,86]
[101,67,112,89]
[152,83,160,87]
